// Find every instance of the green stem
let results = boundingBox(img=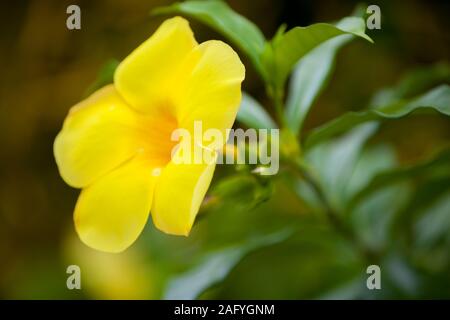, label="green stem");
[267,84,287,128]
[266,78,380,264]
[274,92,286,127]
